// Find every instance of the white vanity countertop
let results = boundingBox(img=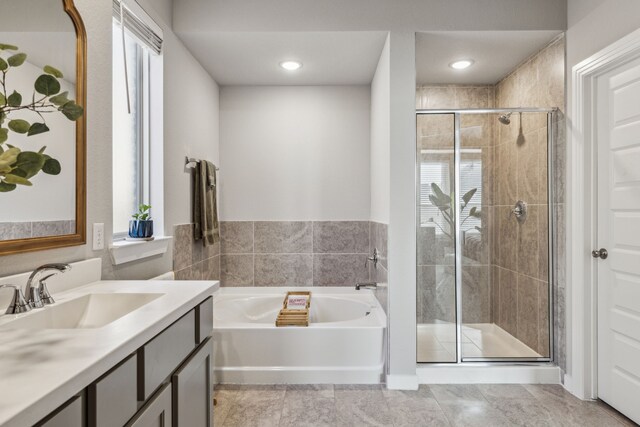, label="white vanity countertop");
[0,279,218,427]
